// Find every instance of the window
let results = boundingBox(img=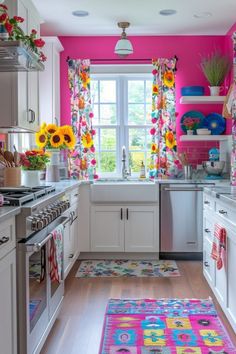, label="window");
[91,72,152,176]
